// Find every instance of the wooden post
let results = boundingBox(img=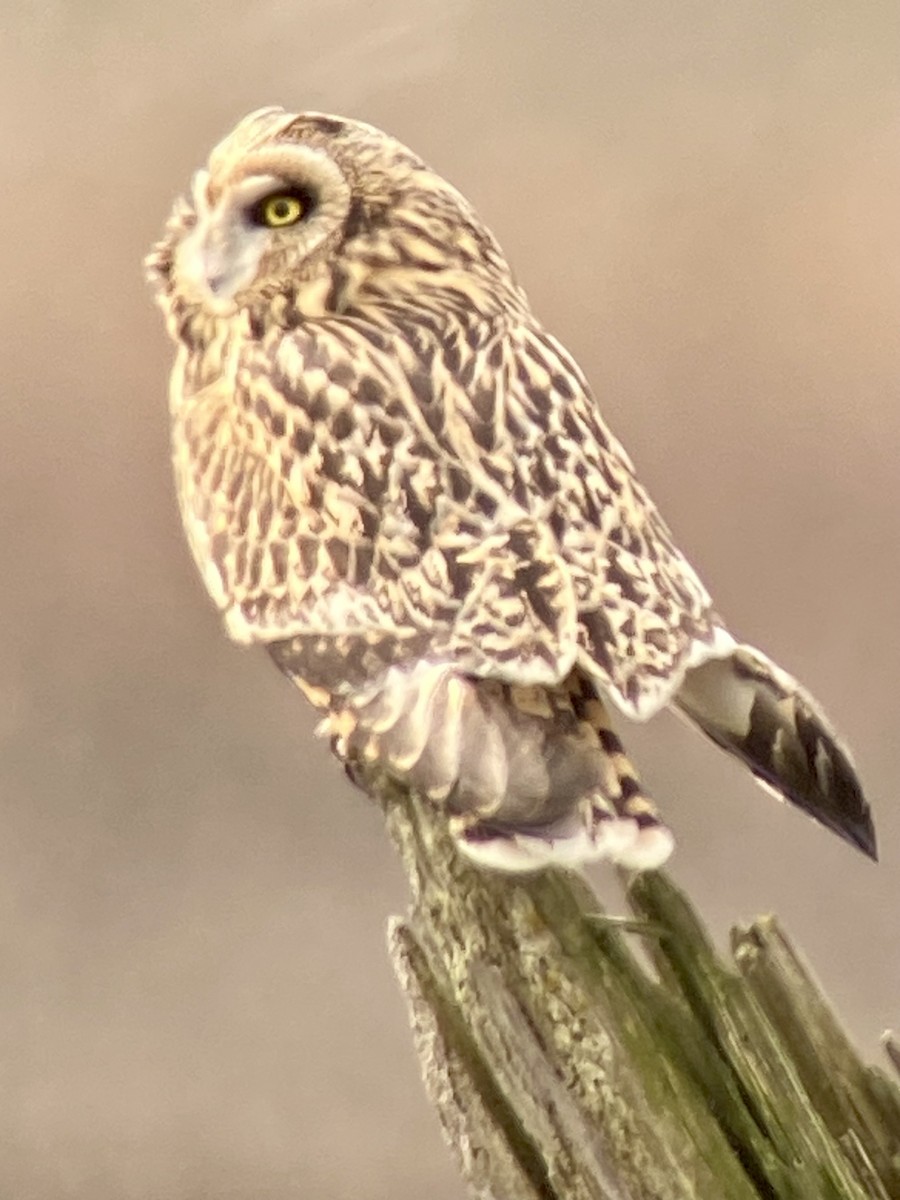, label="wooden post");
[376,780,900,1200]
